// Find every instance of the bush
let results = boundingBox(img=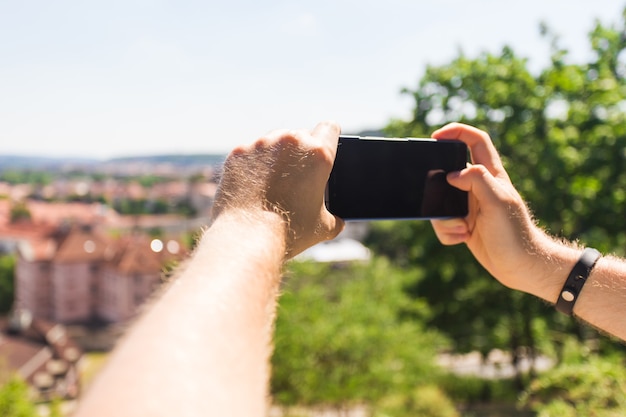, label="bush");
[520,356,626,416]
[271,257,449,409]
[373,384,460,417]
[434,372,522,407]
[0,375,37,417]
